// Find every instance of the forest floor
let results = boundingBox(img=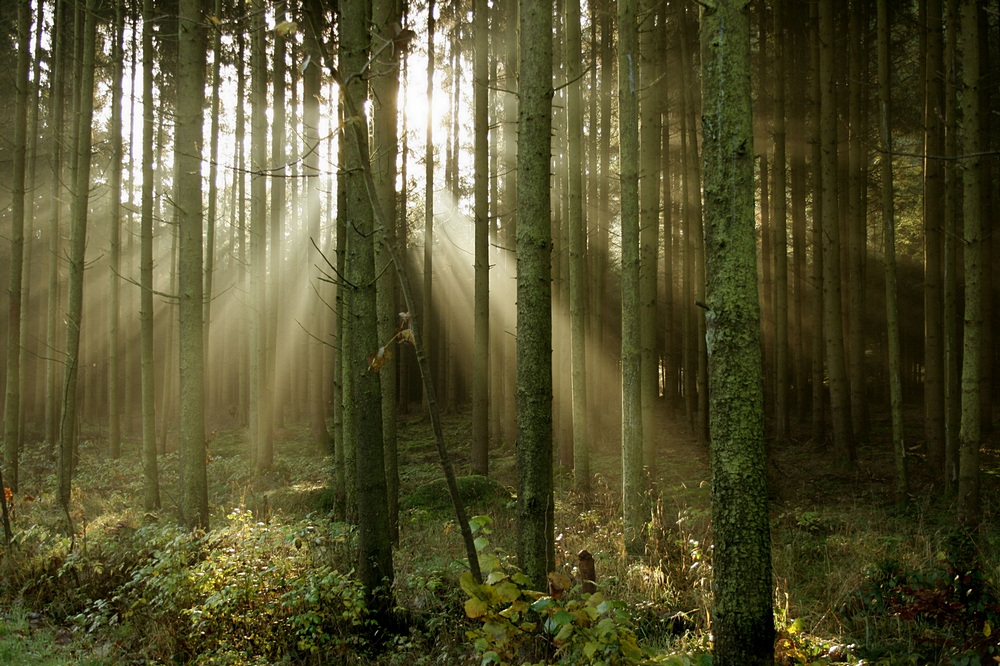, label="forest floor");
[0,405,998,665]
